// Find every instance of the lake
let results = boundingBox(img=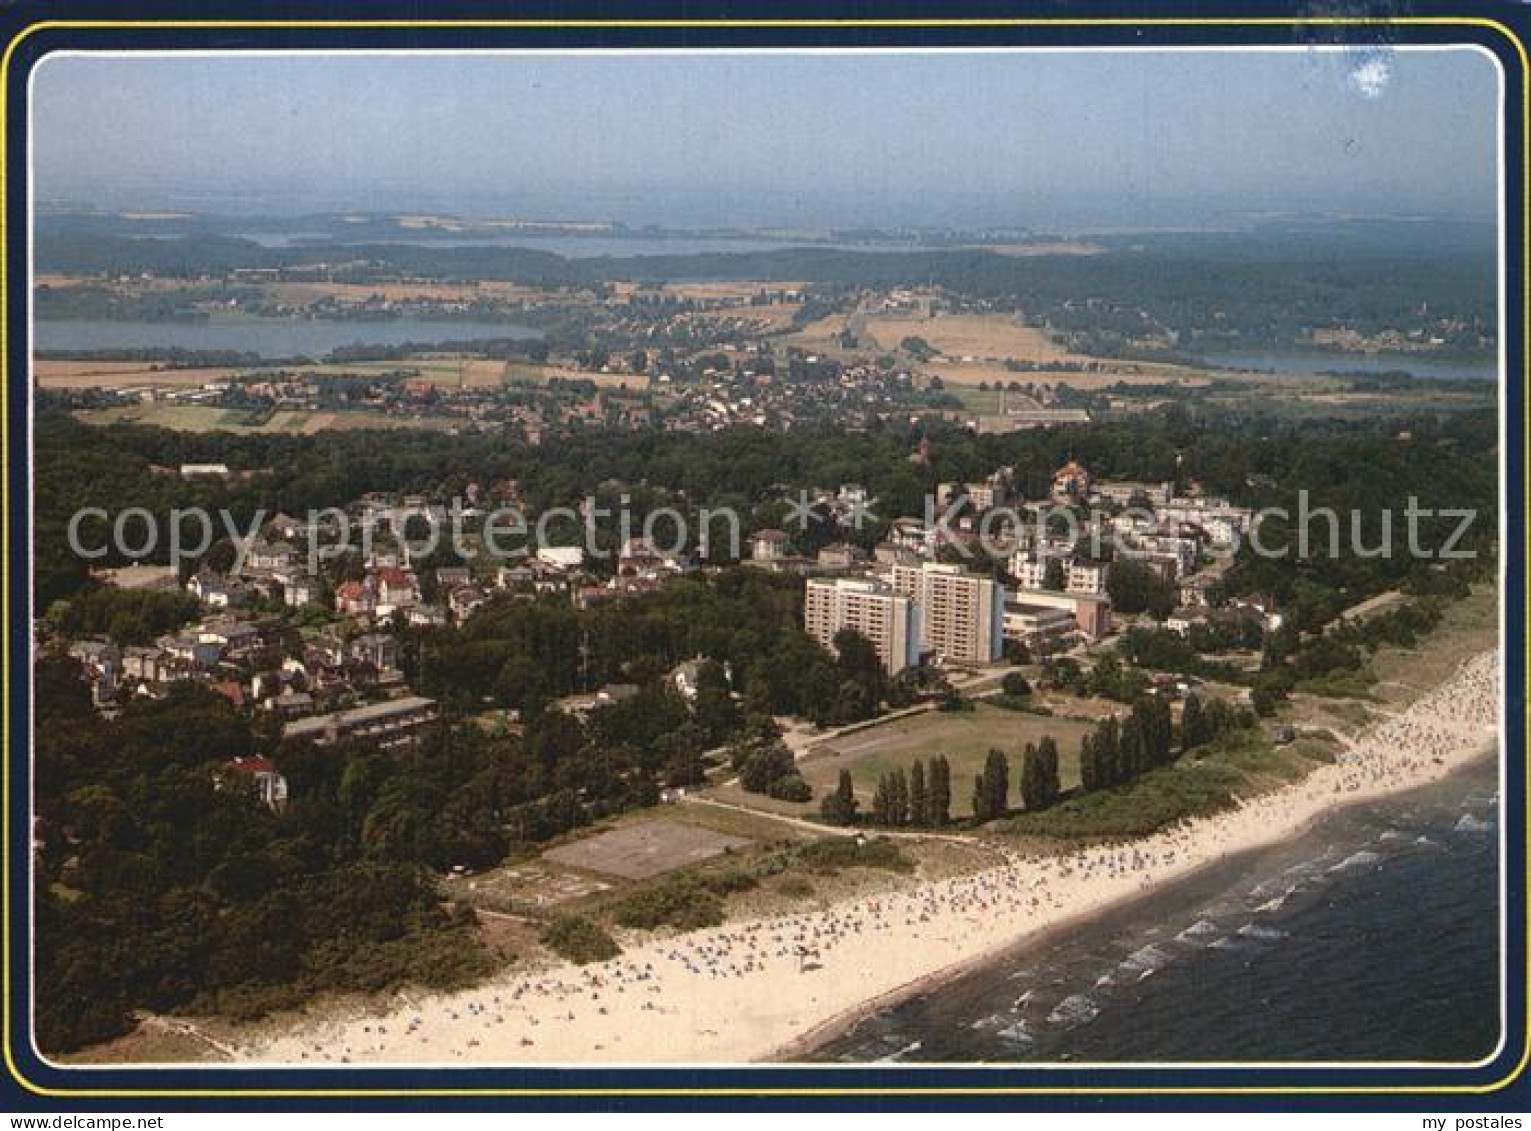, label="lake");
[232,231,851,257]
[1200,349,1497,382]
[33,318,541,359]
